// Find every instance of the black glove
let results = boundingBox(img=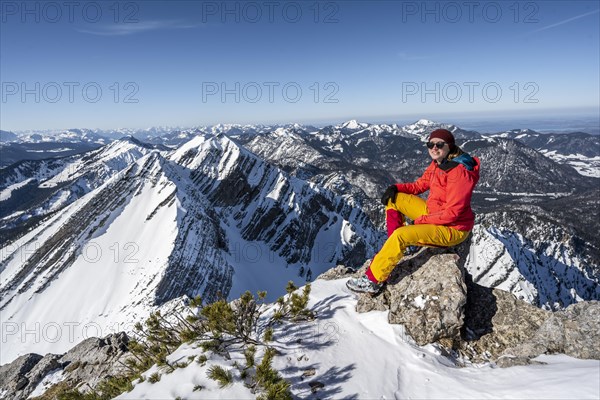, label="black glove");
[381,185,398,206]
